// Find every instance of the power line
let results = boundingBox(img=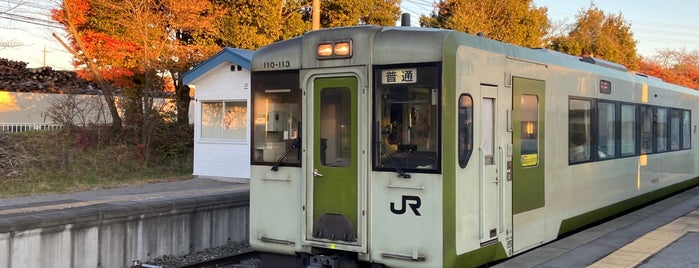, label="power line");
[6,0,56,11]
[402,0,434,13]
[1,11,61,25]
[400,0,435,26]
[0,13,61,28]
[1,0,62,31]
